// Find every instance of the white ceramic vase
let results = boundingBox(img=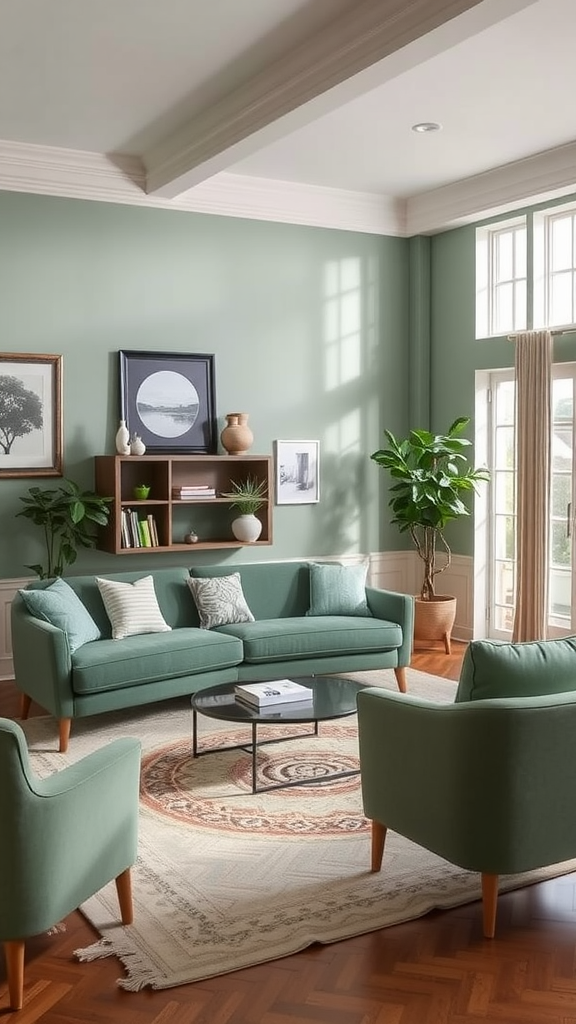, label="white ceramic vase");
[130,434,146,456]
[115,419,130,455]
[231,514,262,543]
